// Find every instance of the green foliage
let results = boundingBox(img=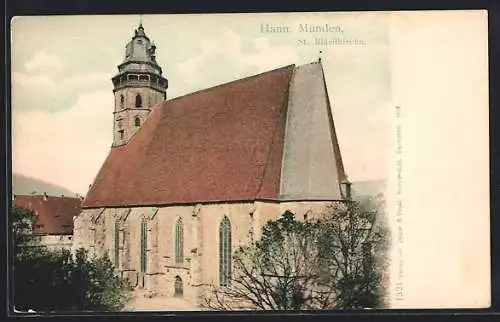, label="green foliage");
[206,197,389,310]
[12,206,131,312]
[69,248,132,312]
